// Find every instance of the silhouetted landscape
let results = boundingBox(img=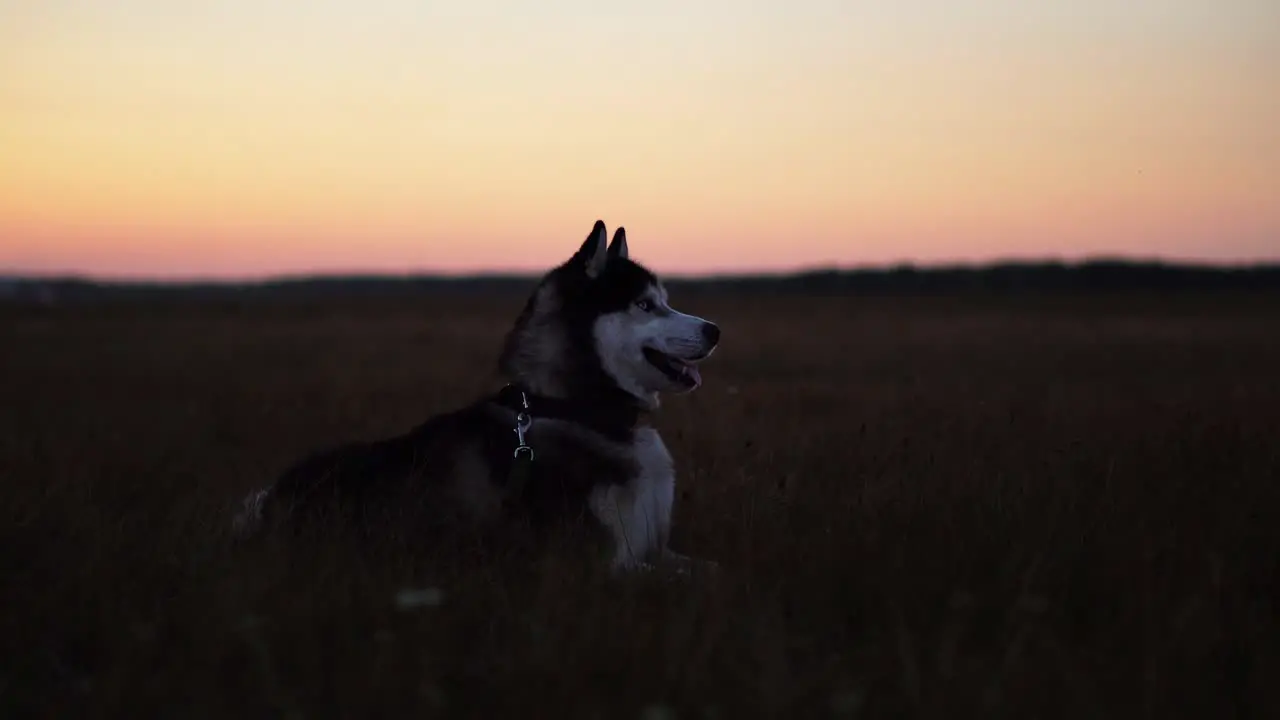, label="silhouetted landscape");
[4,259,1280,304]
[2,260,1277,717]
